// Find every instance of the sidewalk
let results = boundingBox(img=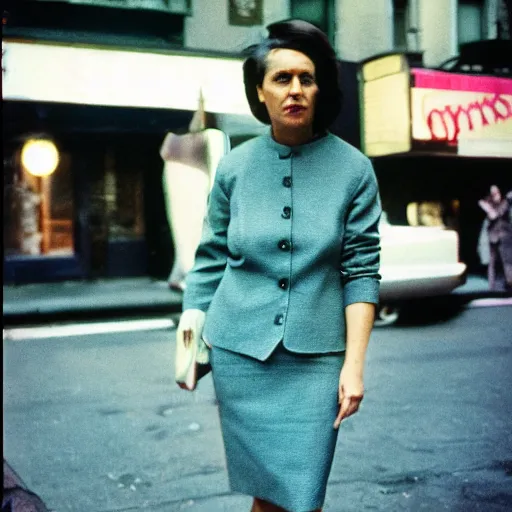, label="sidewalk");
[4,273,508,326]
[449,272,512,298]
[3,277,183,325]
